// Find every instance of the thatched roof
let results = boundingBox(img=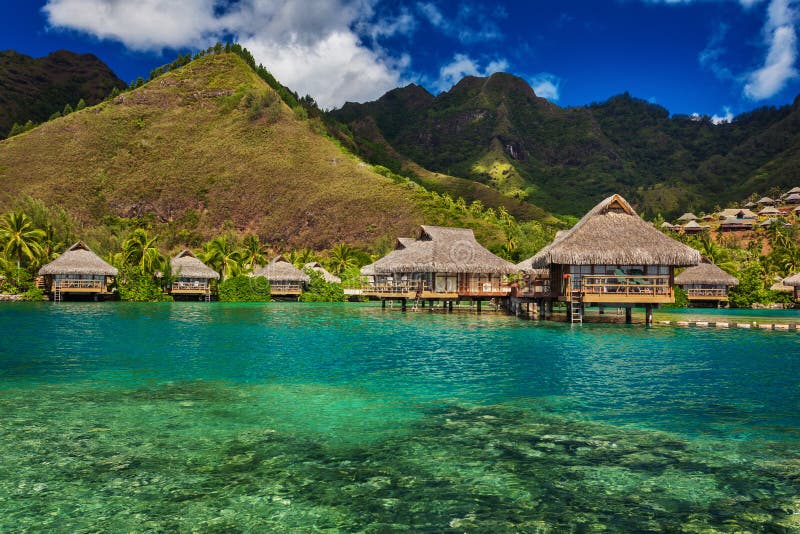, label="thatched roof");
[682,220,704,230]
[677,212,698,222]
[784,193,800,203]
[718,208,757,219]
[786,187,800,195]
[660,221,675,229]
[759,206,781,215]
[38,241,118,276]
[675,262,738,286]
[720,216,754,227]
[744,201,756,208]
[253,255,310,282]
[304,262,341,283]
[794,205,800,212]
[365,225,517,275]
[524,194,701,269]
[757,196,775,205]
[170,250,219,280]
[783,273,800,287]
[771,280,794,292]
